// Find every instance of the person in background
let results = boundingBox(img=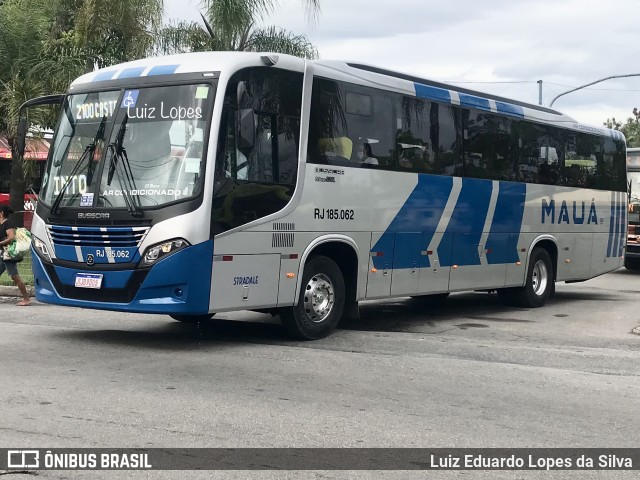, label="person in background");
[0,206,31,306]
[361,143,379,165]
